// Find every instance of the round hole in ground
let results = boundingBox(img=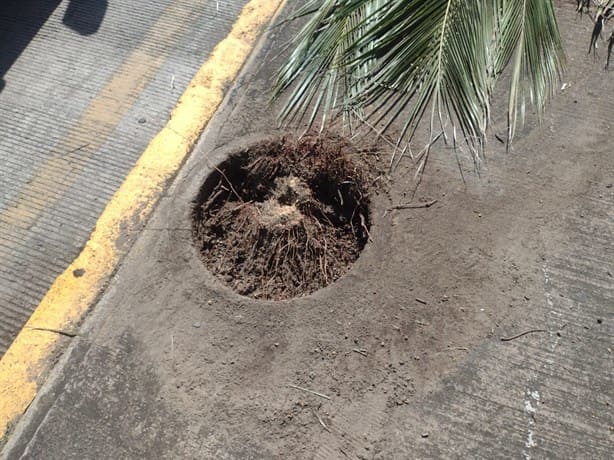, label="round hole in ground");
[191,136,372,300]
